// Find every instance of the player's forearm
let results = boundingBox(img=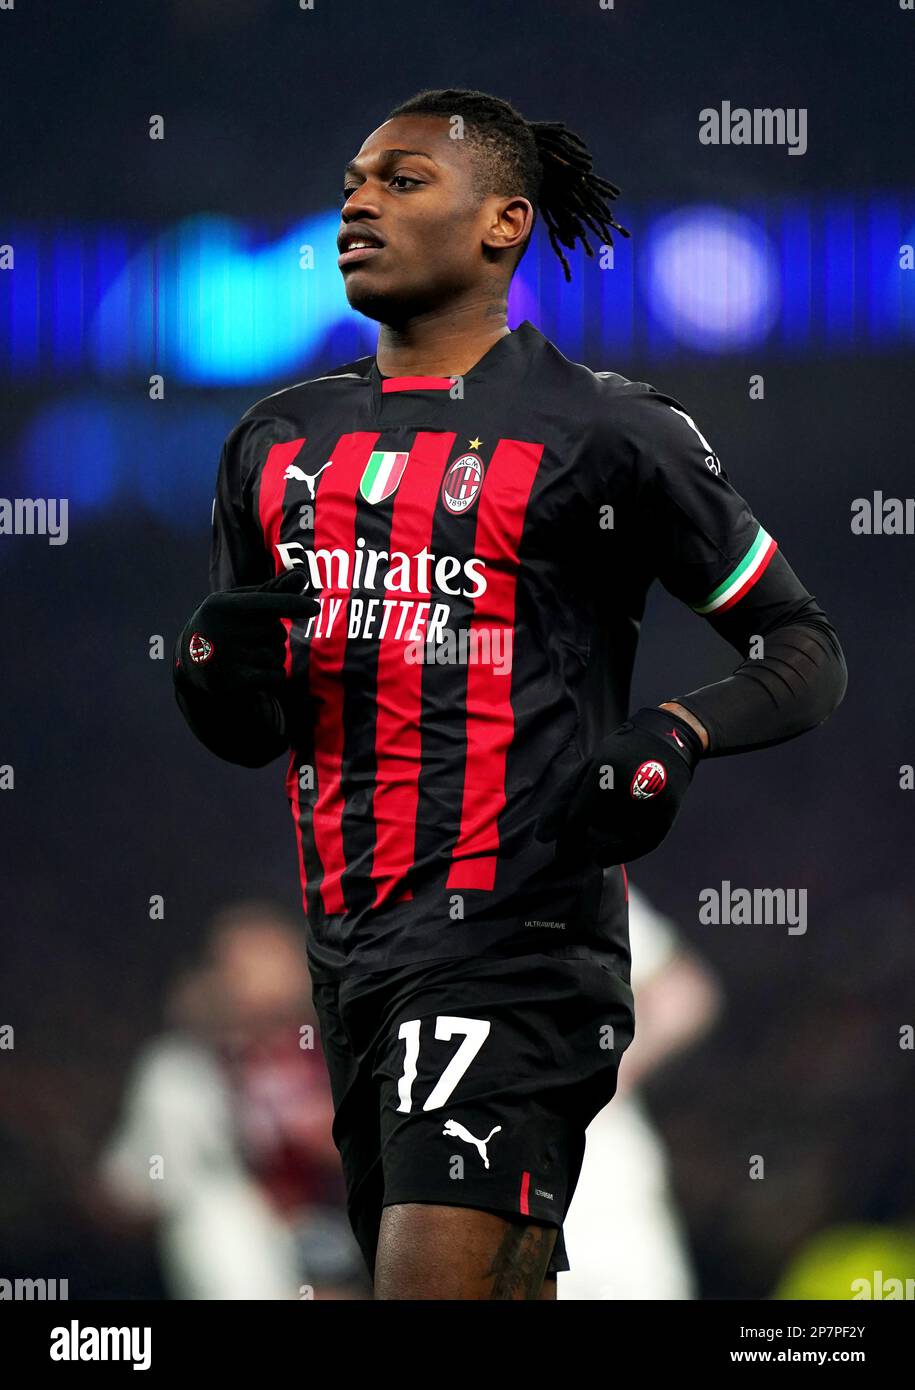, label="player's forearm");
[657,542,847,758]
[173,672,289,768]
[670,609,847,757]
